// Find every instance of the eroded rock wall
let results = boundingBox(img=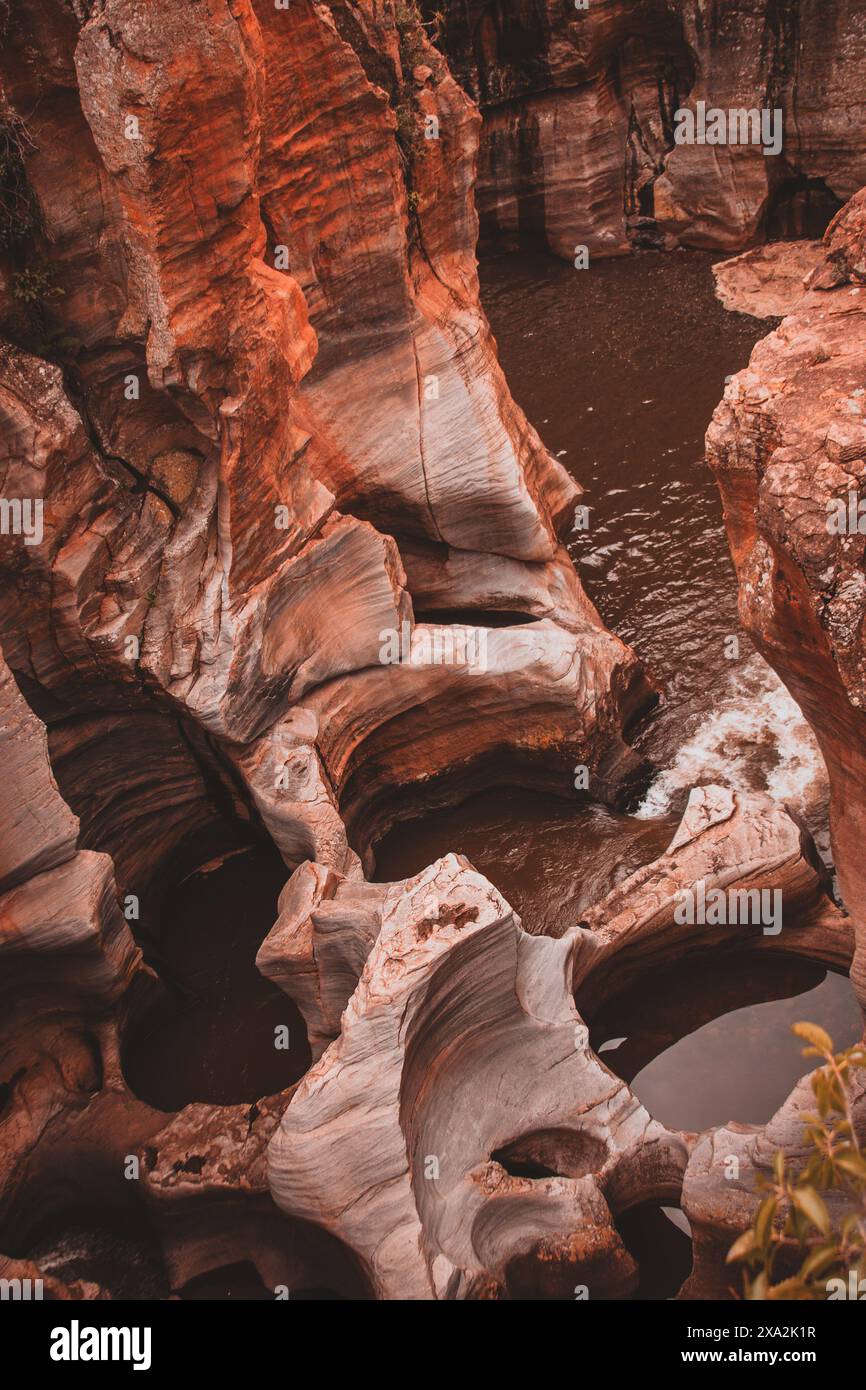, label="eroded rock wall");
[0,0,650,891]
[707,198,866,1014]
[430,0,866,257]
[4,0,864,1304]
[264,788,851,1298]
